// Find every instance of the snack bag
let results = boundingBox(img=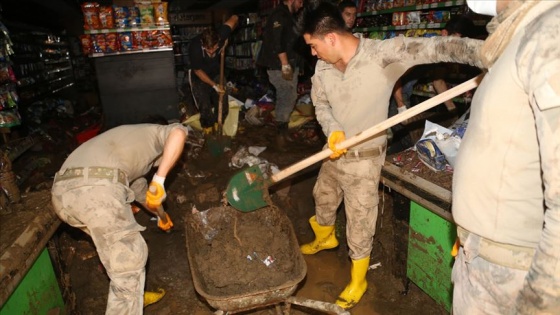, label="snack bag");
[119,32,134,51]
[153,2,169,26]
[113,6,130,28]
[154,30,172,47]
[129,6,141,27]
[138,3,155,26]
[144,31,159,48]
[105,33,120,53]
[92,34,107,53]
[82,2,101,30]
[99,6,115,29]
[80,34,94,55]
[131,31,147,49]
